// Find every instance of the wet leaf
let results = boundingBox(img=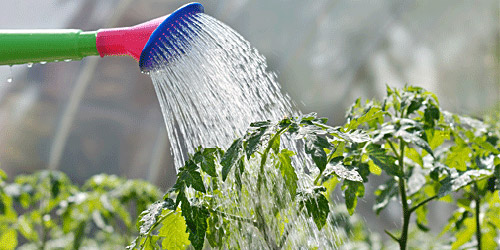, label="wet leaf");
[277,149,298,197]
[323,162,363,182]
[178,161,206,193]
[438,169,492,197]
[221,138,243,181]
[180,197,209,250]
[304,135,331,173]
[366,144,401,177]
[159,210,191,250]
[298,189,330,229]
[342,180,365,215]
[199,148,217,177]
